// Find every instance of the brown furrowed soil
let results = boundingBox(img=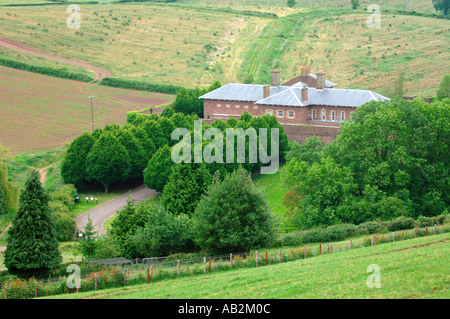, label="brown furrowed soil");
[0,65,173,157]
